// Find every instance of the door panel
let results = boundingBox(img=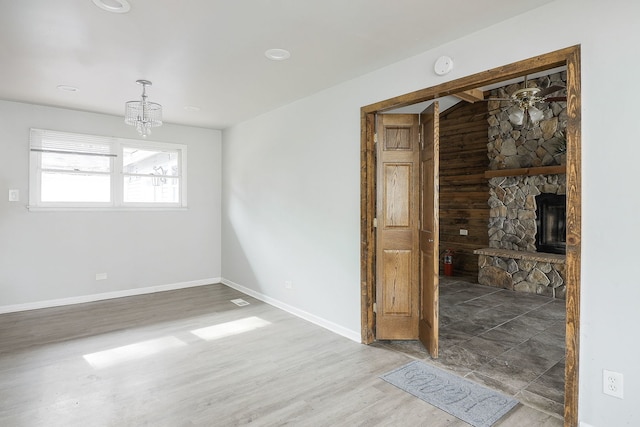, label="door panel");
[419,102,440,357]
[383,164,411,227]
[381,249,412,315]
[375,114,420,340]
